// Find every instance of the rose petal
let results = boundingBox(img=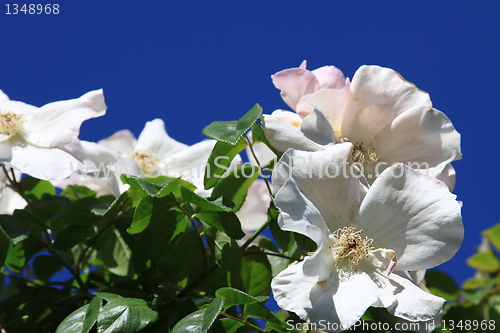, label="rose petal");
[342,66,432,145]
[357,164,463,271]
[24,89,106,148]
[272,67,320,111]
